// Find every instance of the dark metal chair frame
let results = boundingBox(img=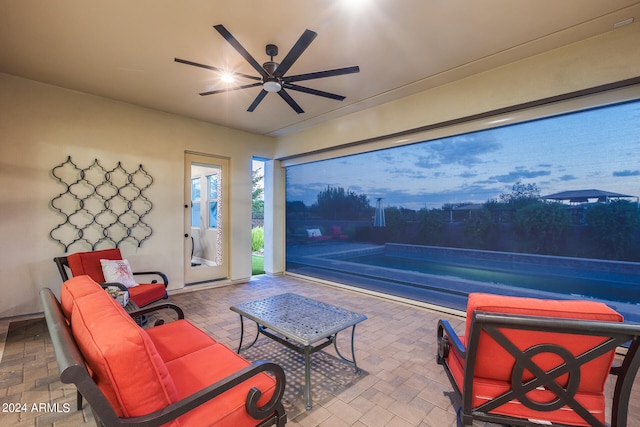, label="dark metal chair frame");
[40,288,287,427]
[437,311,640,427]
